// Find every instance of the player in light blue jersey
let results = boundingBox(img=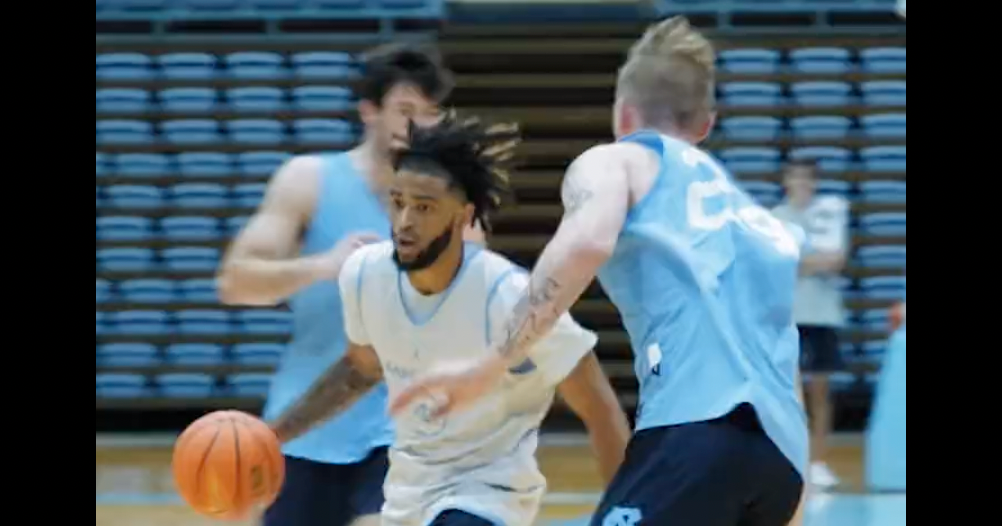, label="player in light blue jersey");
[217,44,479,526]
[392,17,808,526]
